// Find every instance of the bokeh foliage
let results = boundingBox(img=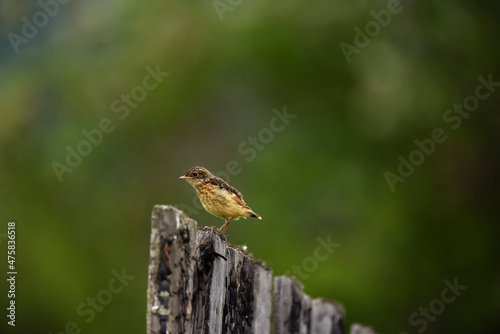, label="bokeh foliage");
[1,0,499,333]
